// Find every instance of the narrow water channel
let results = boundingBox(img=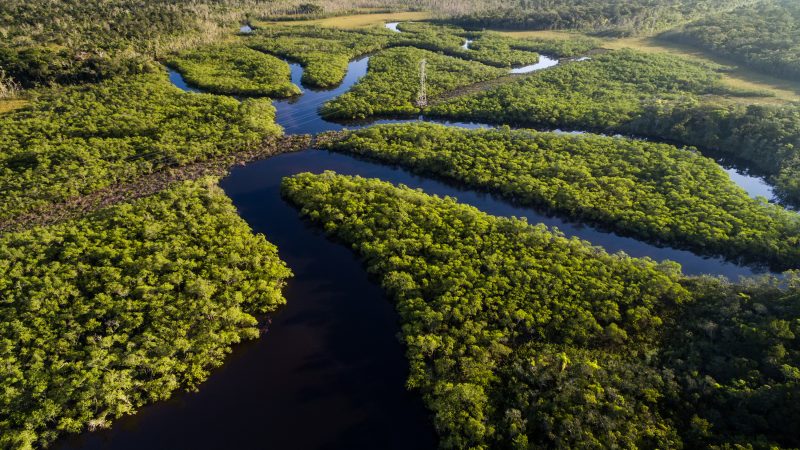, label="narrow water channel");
[55,151,437,450]
[59,33,785,450]
[387,21,561,74]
